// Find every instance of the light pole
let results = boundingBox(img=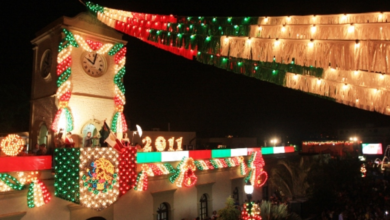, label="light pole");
[244,181,254,202]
